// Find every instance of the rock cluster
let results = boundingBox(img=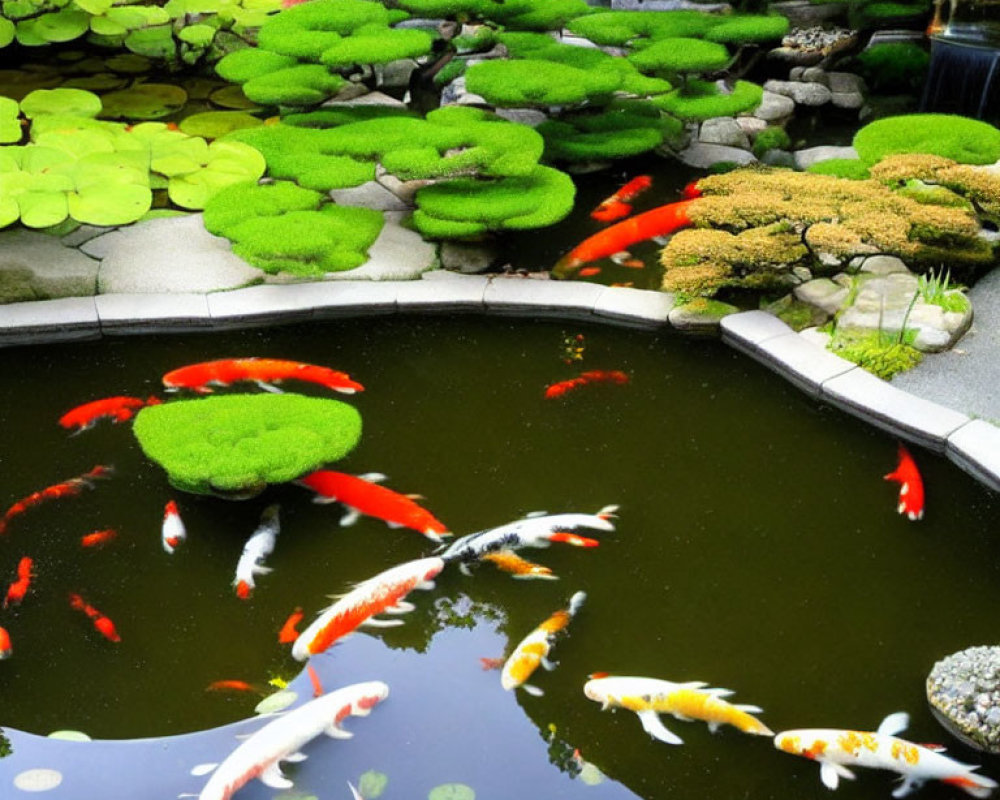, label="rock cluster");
[769,26,858,66]
[927,646,1000,753]
[765,66,866,111]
